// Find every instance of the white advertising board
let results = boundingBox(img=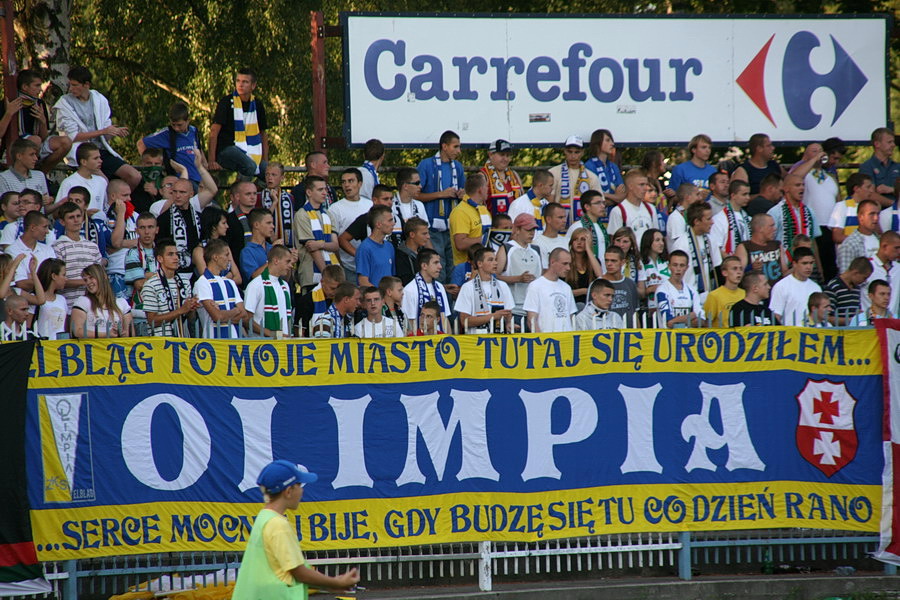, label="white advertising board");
[342,13,889,146]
